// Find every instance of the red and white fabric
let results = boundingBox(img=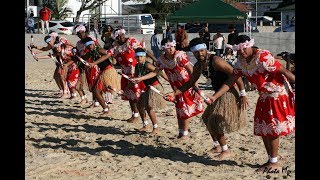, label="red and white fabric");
[233,49,295,137]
